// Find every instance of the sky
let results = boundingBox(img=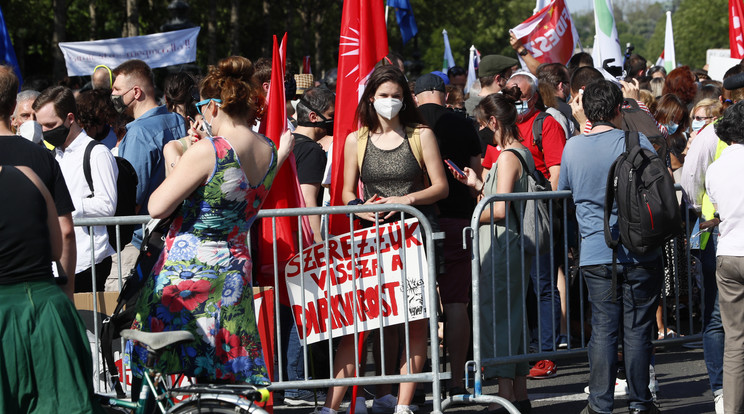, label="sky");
[565,0,661,13]
[566,0,595,12]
